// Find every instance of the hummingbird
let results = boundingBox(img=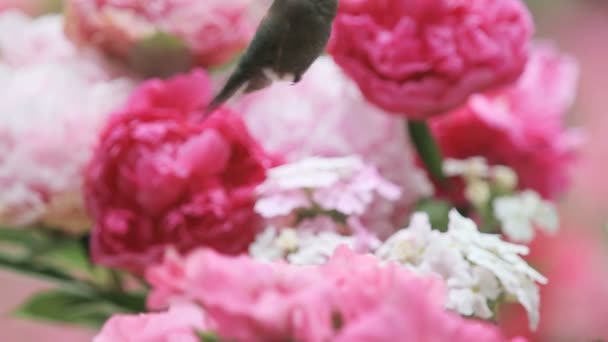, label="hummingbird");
[205,0,338,114]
